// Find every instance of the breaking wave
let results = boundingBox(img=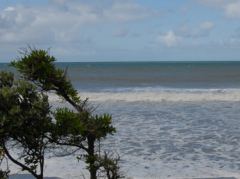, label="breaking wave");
[78,88,240,102]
